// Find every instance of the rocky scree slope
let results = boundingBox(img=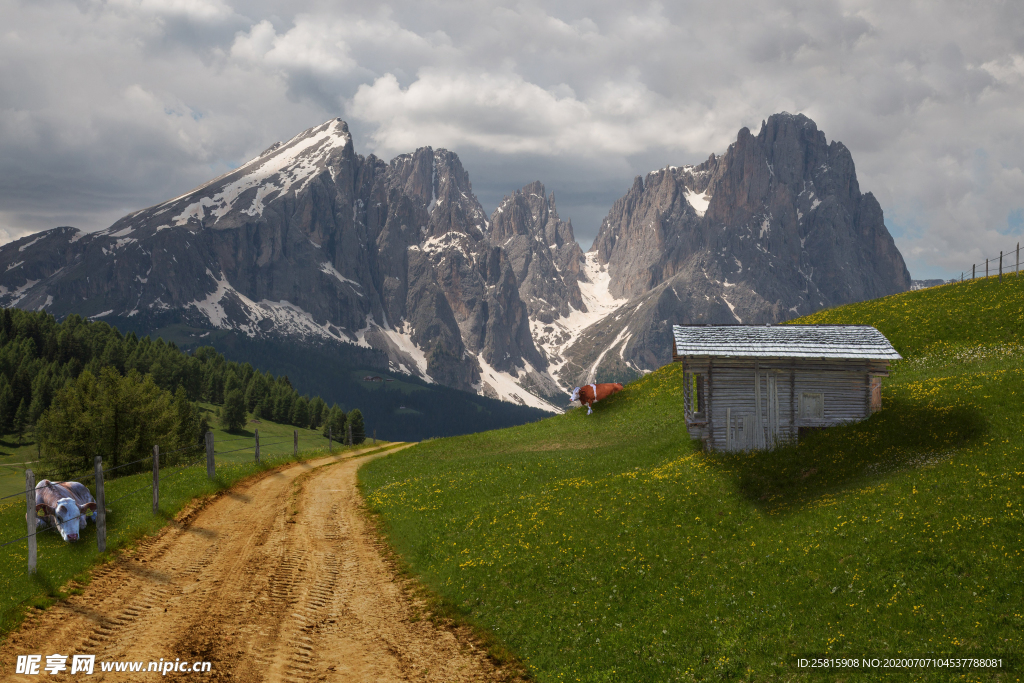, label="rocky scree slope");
[0,119,558,411]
